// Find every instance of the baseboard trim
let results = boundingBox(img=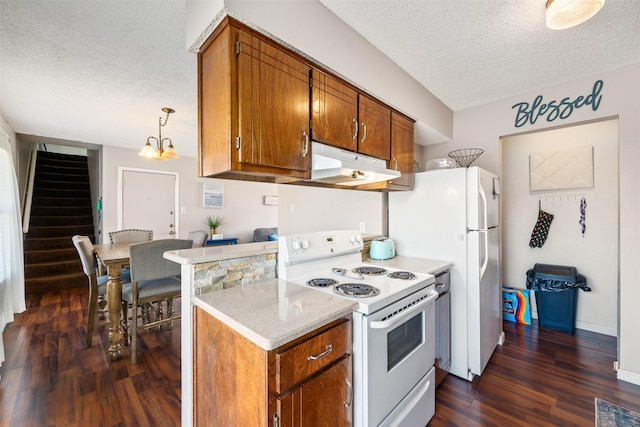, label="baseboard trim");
[617,368,640,386]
